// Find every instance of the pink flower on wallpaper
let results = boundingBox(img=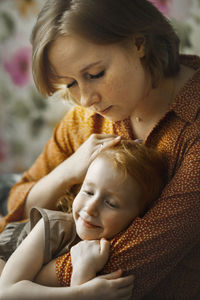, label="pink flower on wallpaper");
[149,0,172,17]
[3,47,32,87]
